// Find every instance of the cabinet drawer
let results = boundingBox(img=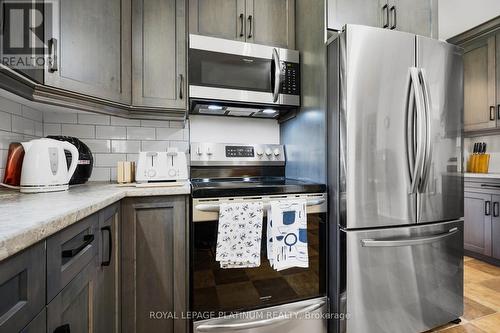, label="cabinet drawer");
[47,257,97,333]
[47,213,99,302]
[0,242,45,333]
[20,308,46,333]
